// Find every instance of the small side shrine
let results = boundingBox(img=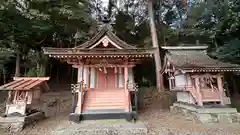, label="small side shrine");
[43,18,154,122]
[0,77,49,131]
[163,46,240,123]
